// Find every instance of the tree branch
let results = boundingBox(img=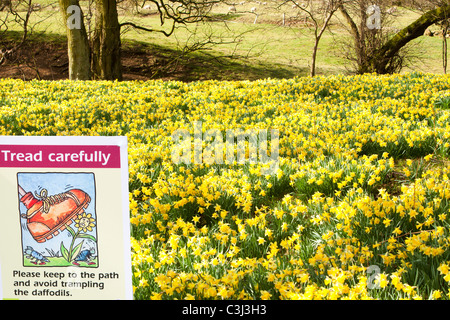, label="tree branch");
[378,4,450,62]
[119,21,176,37]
